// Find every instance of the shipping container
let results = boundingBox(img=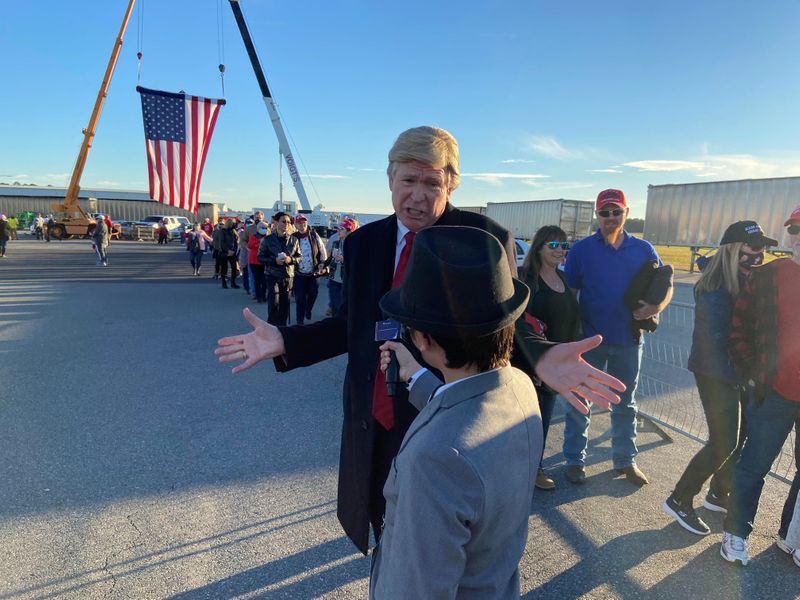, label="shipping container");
[485,199,594,241]
[456,205,487,215]
[644,177,799,253]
